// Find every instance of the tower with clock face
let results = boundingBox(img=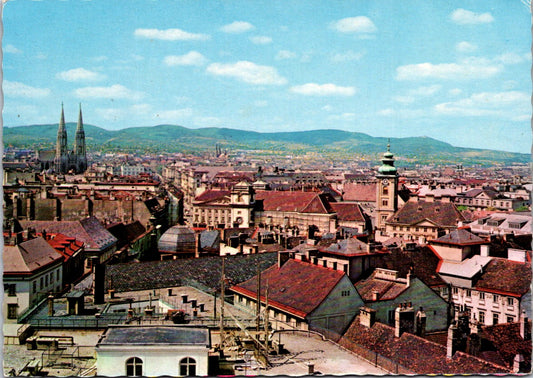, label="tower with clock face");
[230,181,255,228]
[375,142,398,232]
